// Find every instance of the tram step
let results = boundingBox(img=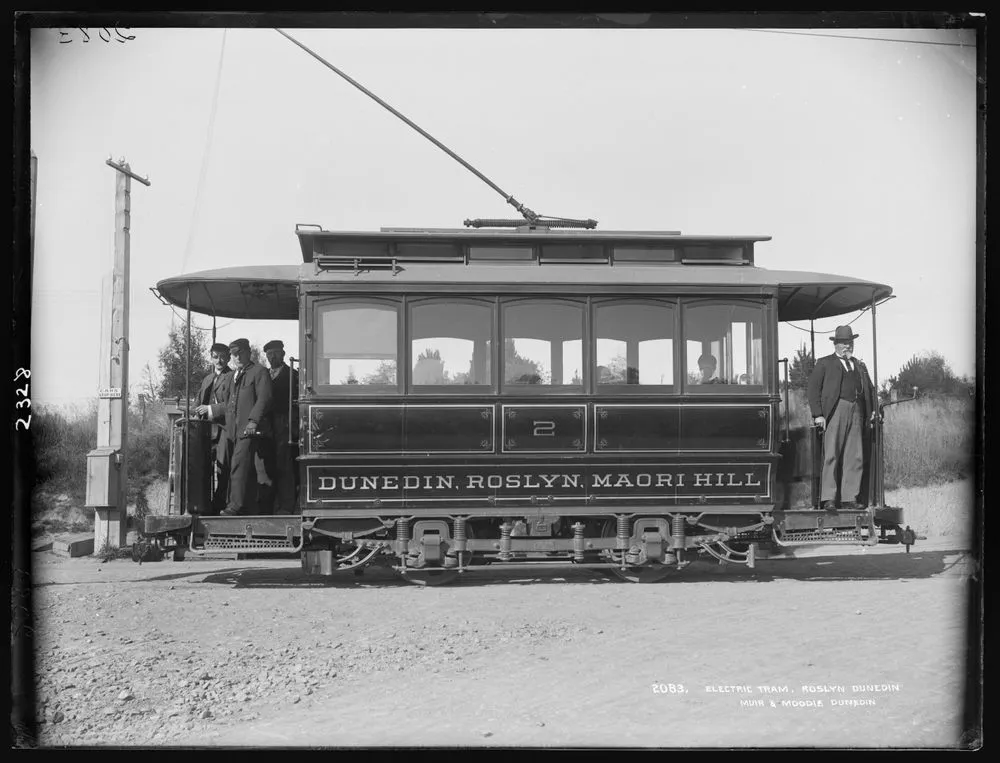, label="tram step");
[776,529,876,546]
[198,536,301,554]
